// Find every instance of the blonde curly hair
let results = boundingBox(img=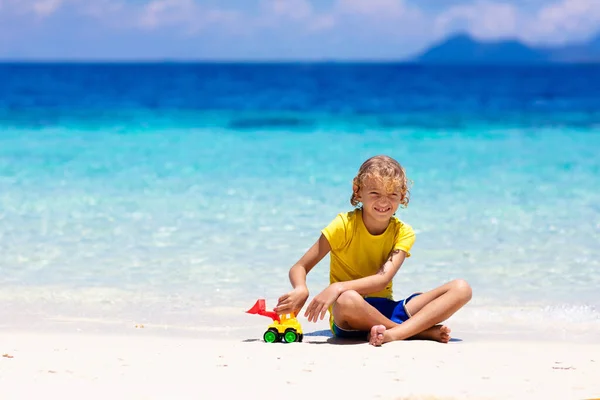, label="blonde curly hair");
[350,155,411,209]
